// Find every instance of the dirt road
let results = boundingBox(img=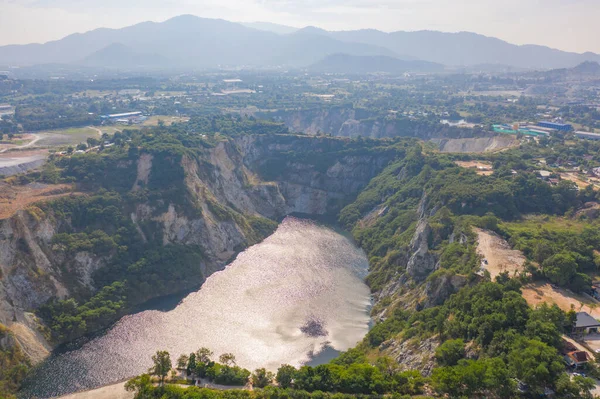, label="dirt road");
[474,228,526,280]
[0,134,42,153]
